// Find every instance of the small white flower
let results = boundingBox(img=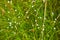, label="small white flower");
[38,17,42,19]
[32,24,34,27]
[15,26,17,30]
[9,24,11,26]
[15,9,17,12]
[38,17,39,18]
[14,21,16,23]
[52,12,54,15]
[10,1,12,4]
[9,22,12,26]
[43,24,45,27]
[34,10,36,12]
[19,22,20,24]
[54,27,56,30]
[8,18,10,20]
[8,11,10,13]
[26,11,28,14]
[27,16,29,19]
[55,18,57,21]
[42,28,44,31]
[43,0,46,3]
[44,17,46,20]
[40,17,42,19]
[12,31,16,35]
[9,22,12,24]
[35,20,37,22]
[32,5,34,7]
[8,1,10,3]
[54,21,56,23]
[38,27,40,29]
[36,23,39,26]
[18,16,20,18]
[16,23,19,24]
